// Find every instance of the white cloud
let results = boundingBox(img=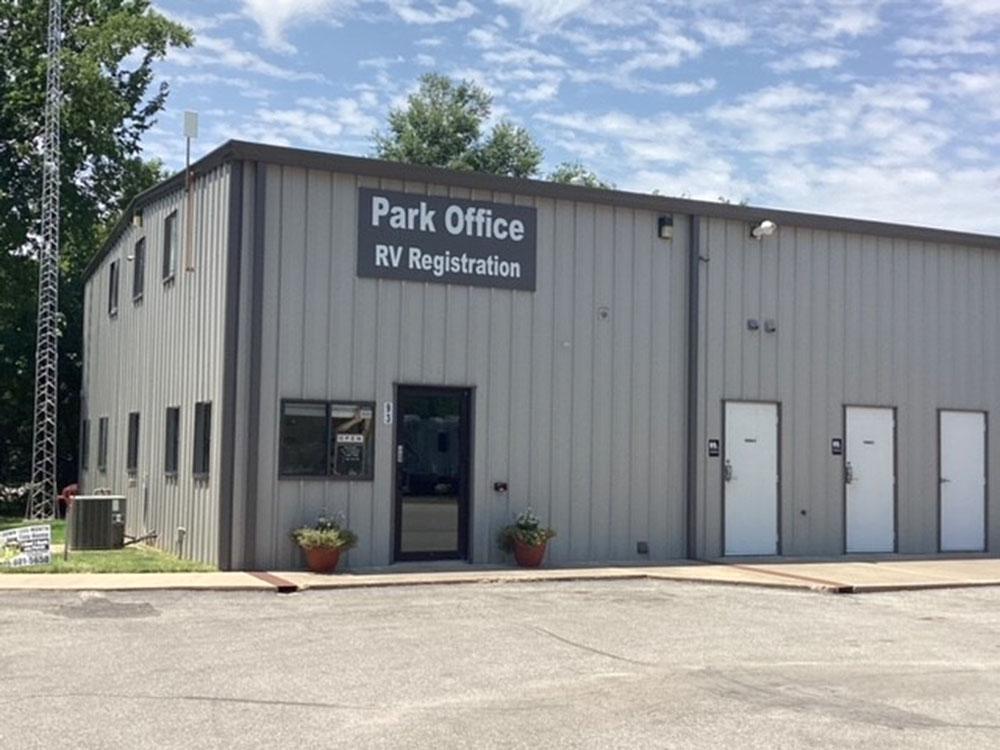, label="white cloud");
[387,1,476,25]
[169,35,326,81]
[694,18,750,47]
[241,0,357,53]
[769,48,849,73]
[495,0,594,27]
